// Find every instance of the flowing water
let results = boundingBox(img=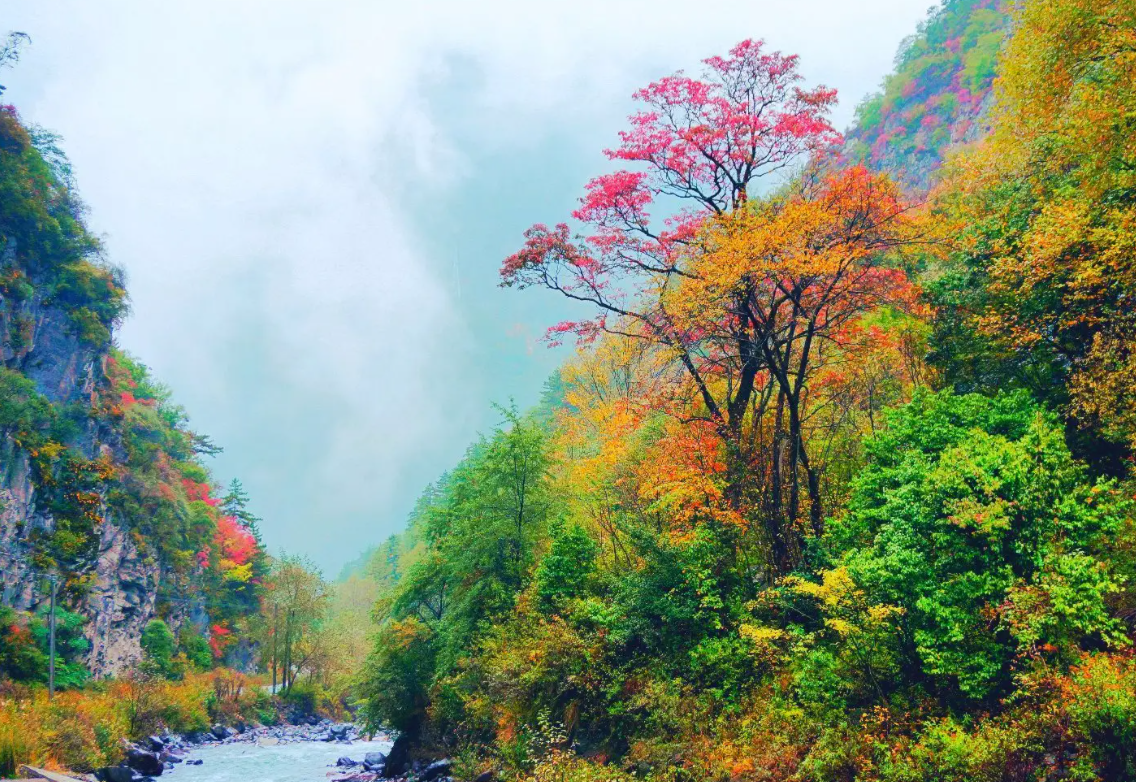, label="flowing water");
[164,737,392,782]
